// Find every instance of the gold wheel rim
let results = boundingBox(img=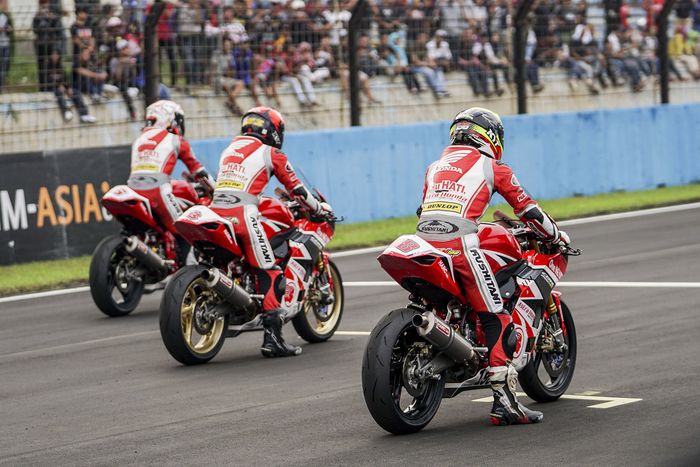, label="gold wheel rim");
[304,265,343,336]
[180,278,225,355]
